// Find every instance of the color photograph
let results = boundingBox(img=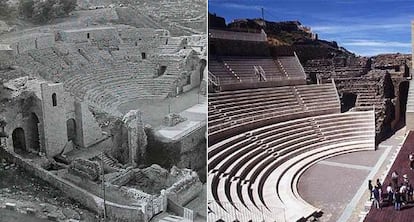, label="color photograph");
[208,0,413,221]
